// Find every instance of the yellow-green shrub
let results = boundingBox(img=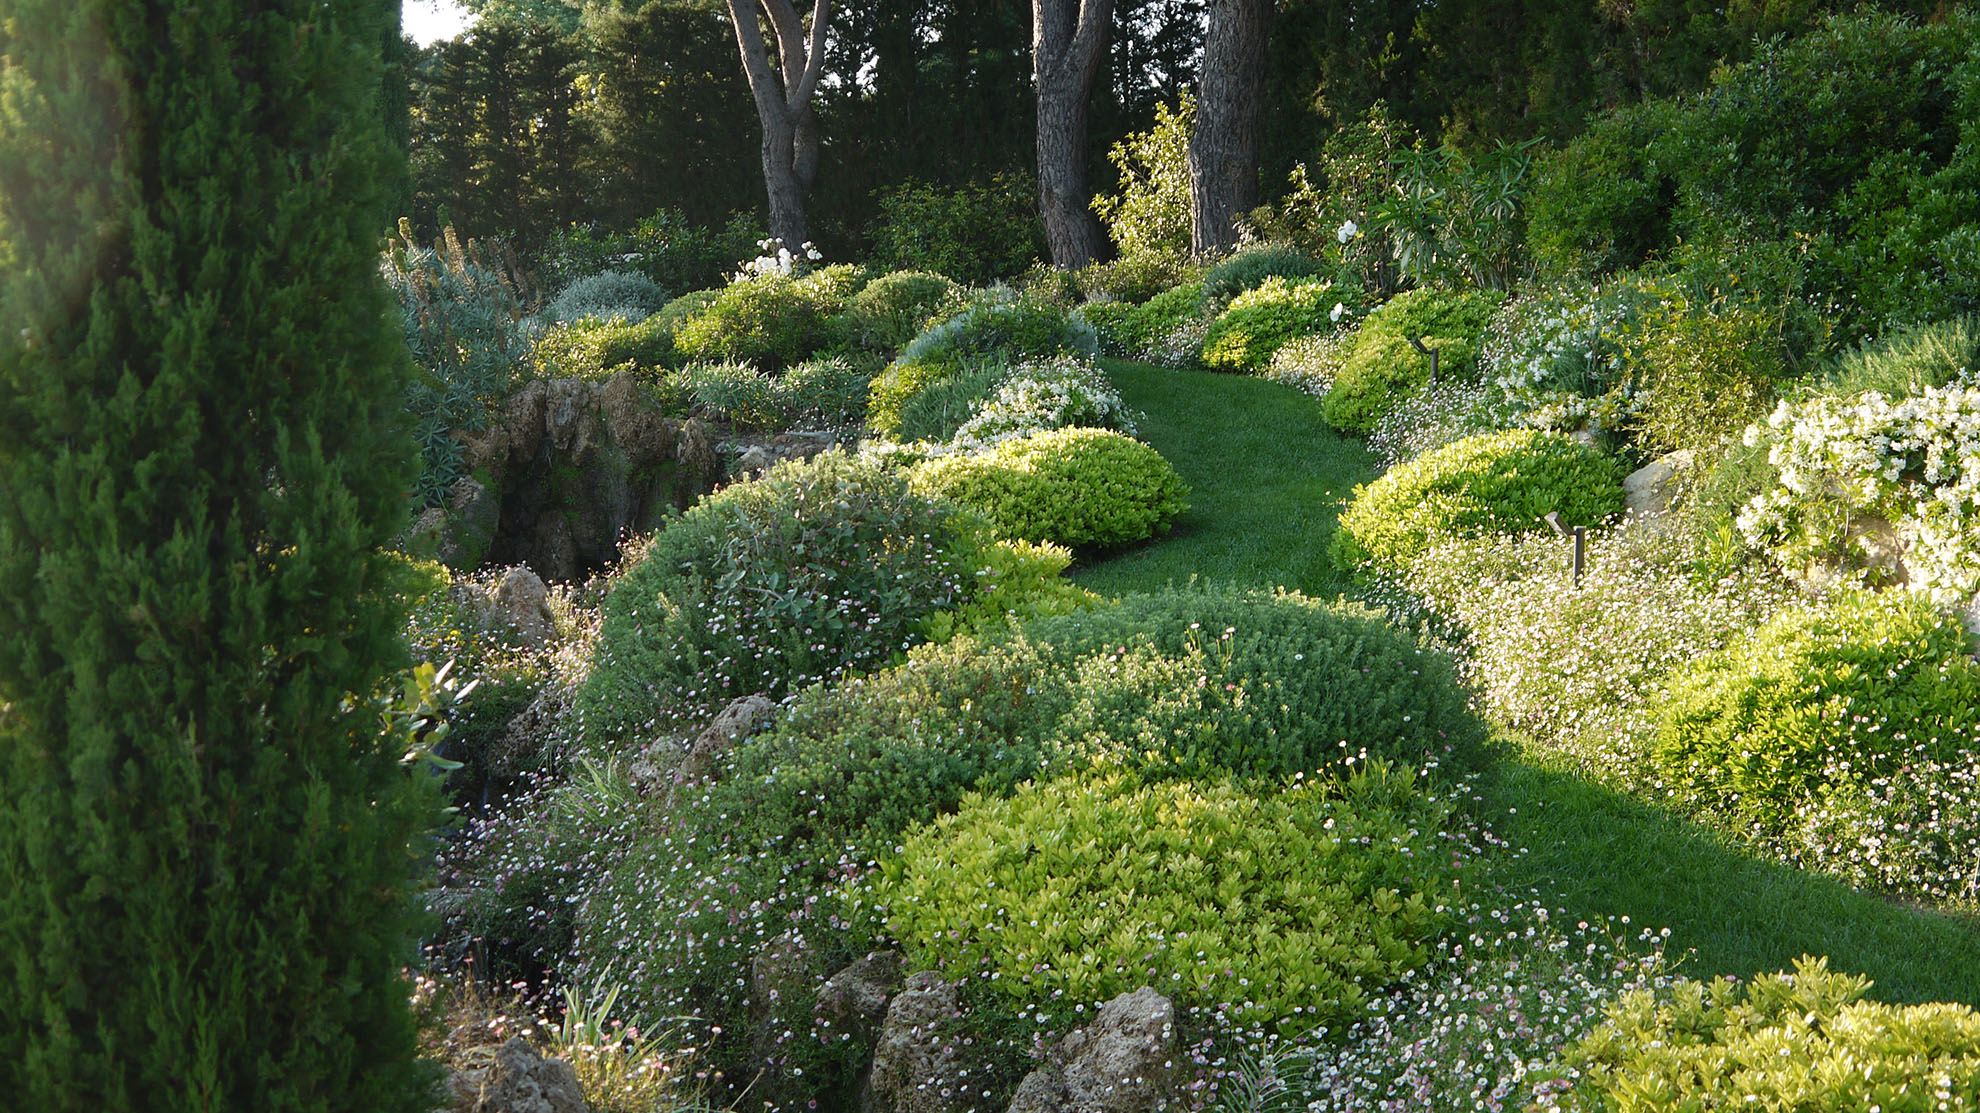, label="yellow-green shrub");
[1548,956,1980,1112]
[1332,429,1623,579]
[1653,590,1980,832]
[1322,287,1503,434]
[672,265,871,370]
[908,427,1188,549]
[873,764,1458,1032]
[1201,275,1348,372]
